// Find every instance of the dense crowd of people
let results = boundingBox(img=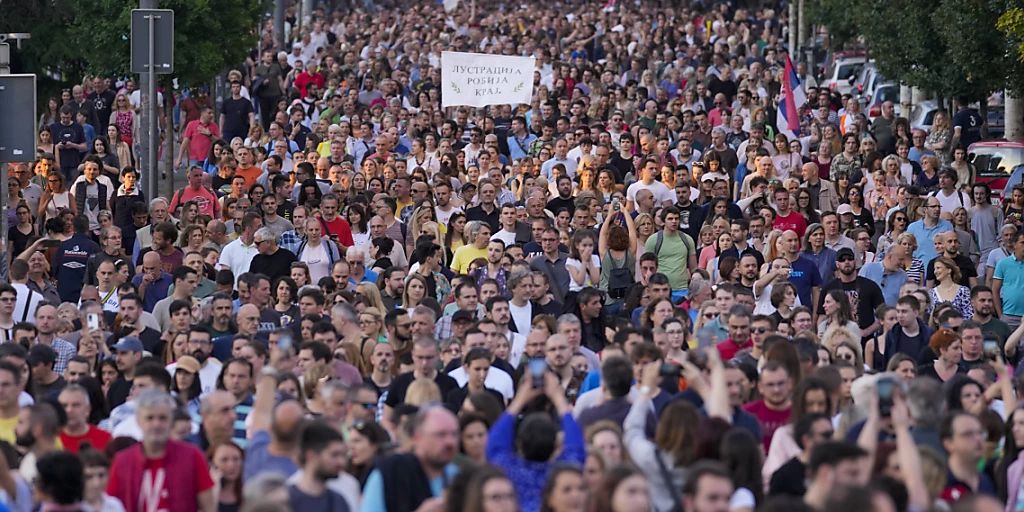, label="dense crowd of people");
[2,0,1017,511]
